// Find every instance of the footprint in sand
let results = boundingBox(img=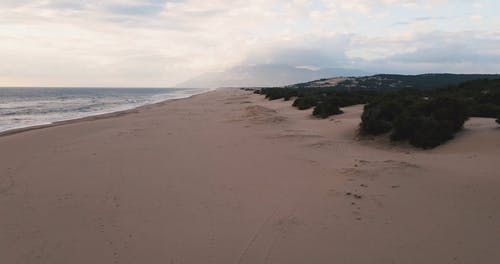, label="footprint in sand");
[0,174,14,195]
